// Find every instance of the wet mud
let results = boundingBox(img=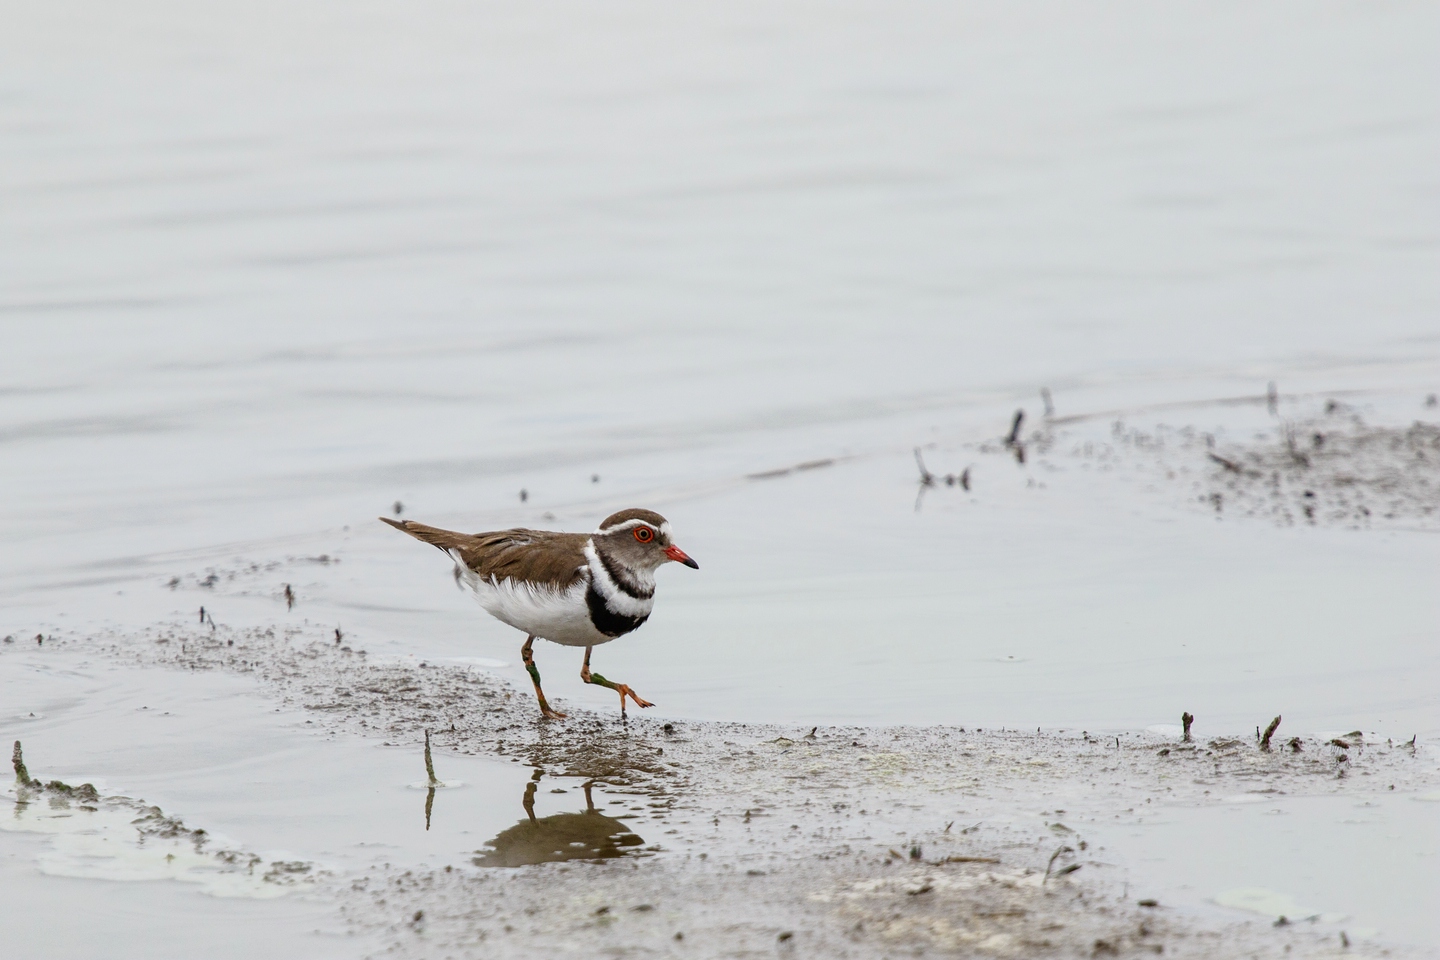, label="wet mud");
[21,621,1436,959]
